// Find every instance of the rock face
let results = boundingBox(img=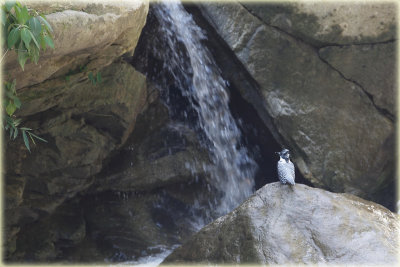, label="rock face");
[91,99,211,193]
[319,43,396,116]
[196,1,396,205]
[4,0,149,90]
[4,61,148,260]
[239,1,396,46]
[4,1,150,261]
[164,182,399,265]
[6,93,215,262]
